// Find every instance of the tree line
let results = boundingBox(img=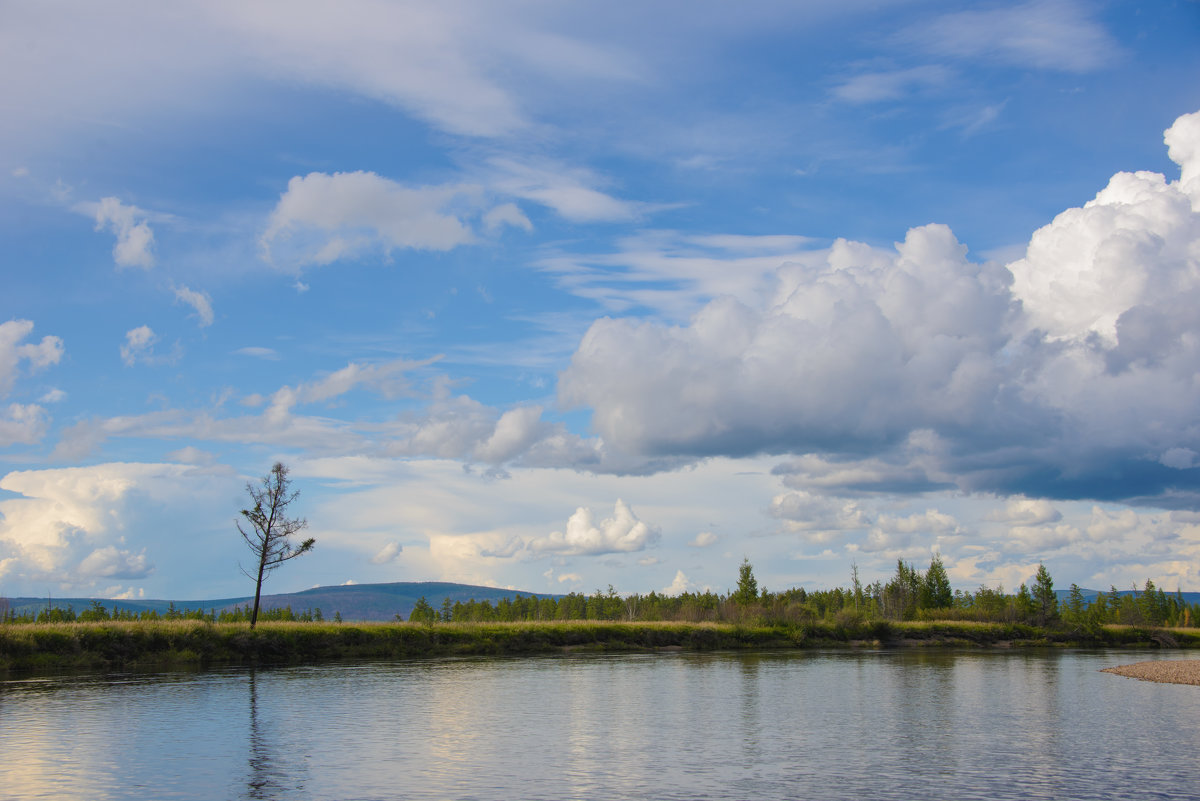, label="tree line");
[0,600,339,625]
[407,558,1199,630]
[4,558,1196,629]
